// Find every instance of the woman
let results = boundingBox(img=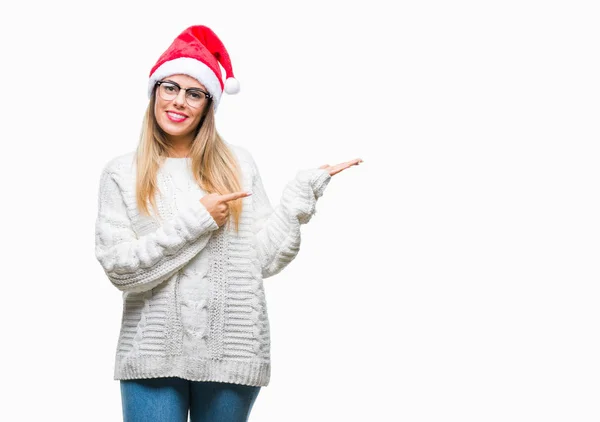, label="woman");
[94,25,362,422]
